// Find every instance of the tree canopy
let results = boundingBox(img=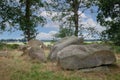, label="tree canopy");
[19,0,46,41]
[0,0,19,32]
[0,0,46,41]
[97,0,120,45]
[46,0,96,38]
[1,0,119,44]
